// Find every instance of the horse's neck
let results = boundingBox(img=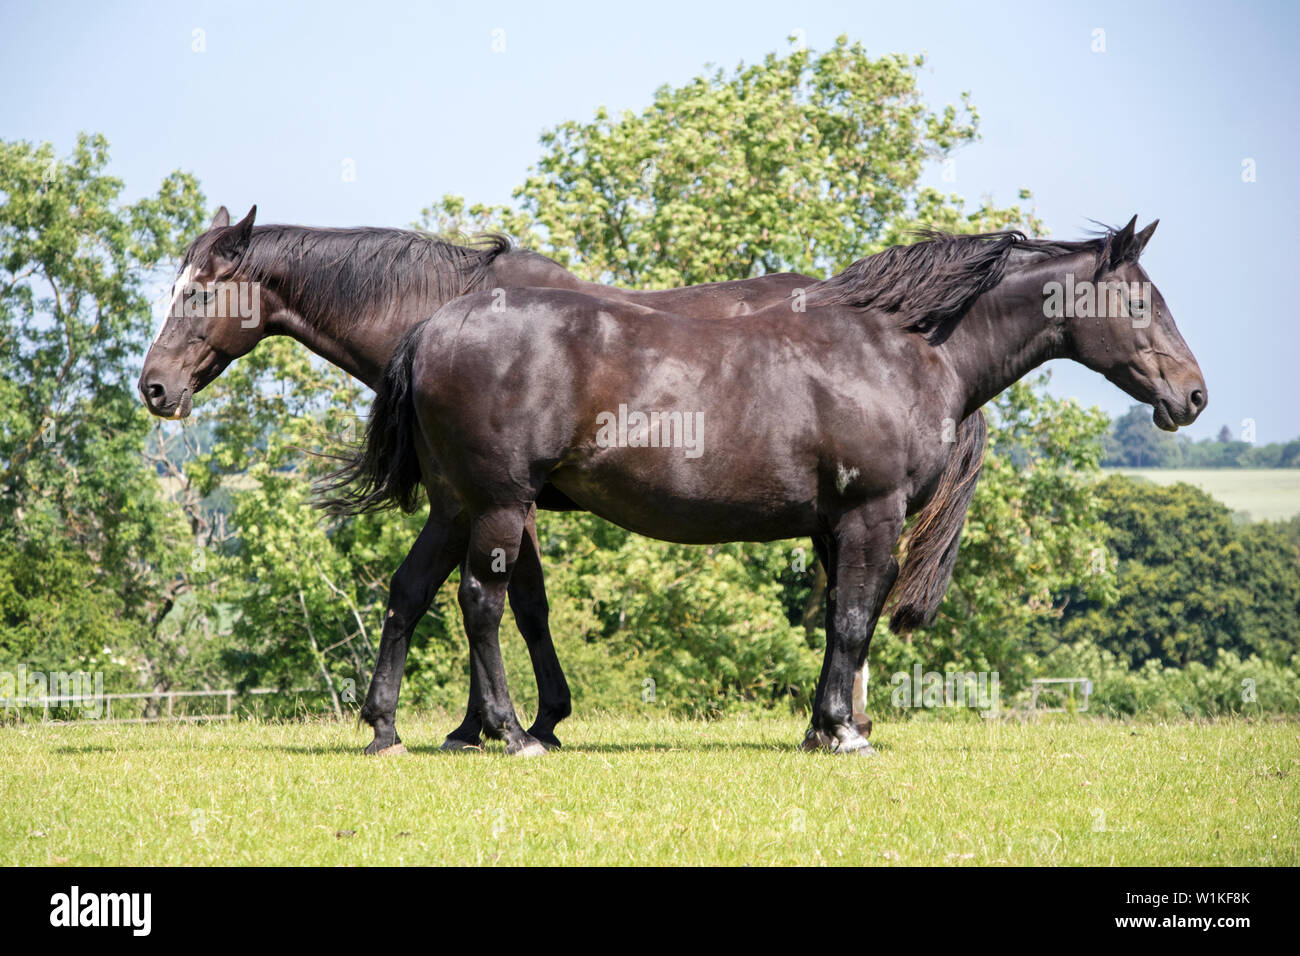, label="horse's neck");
[937,254,1082,418]
[254,248,473,390]
[259,245,583,390]
[266,304,392,389]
